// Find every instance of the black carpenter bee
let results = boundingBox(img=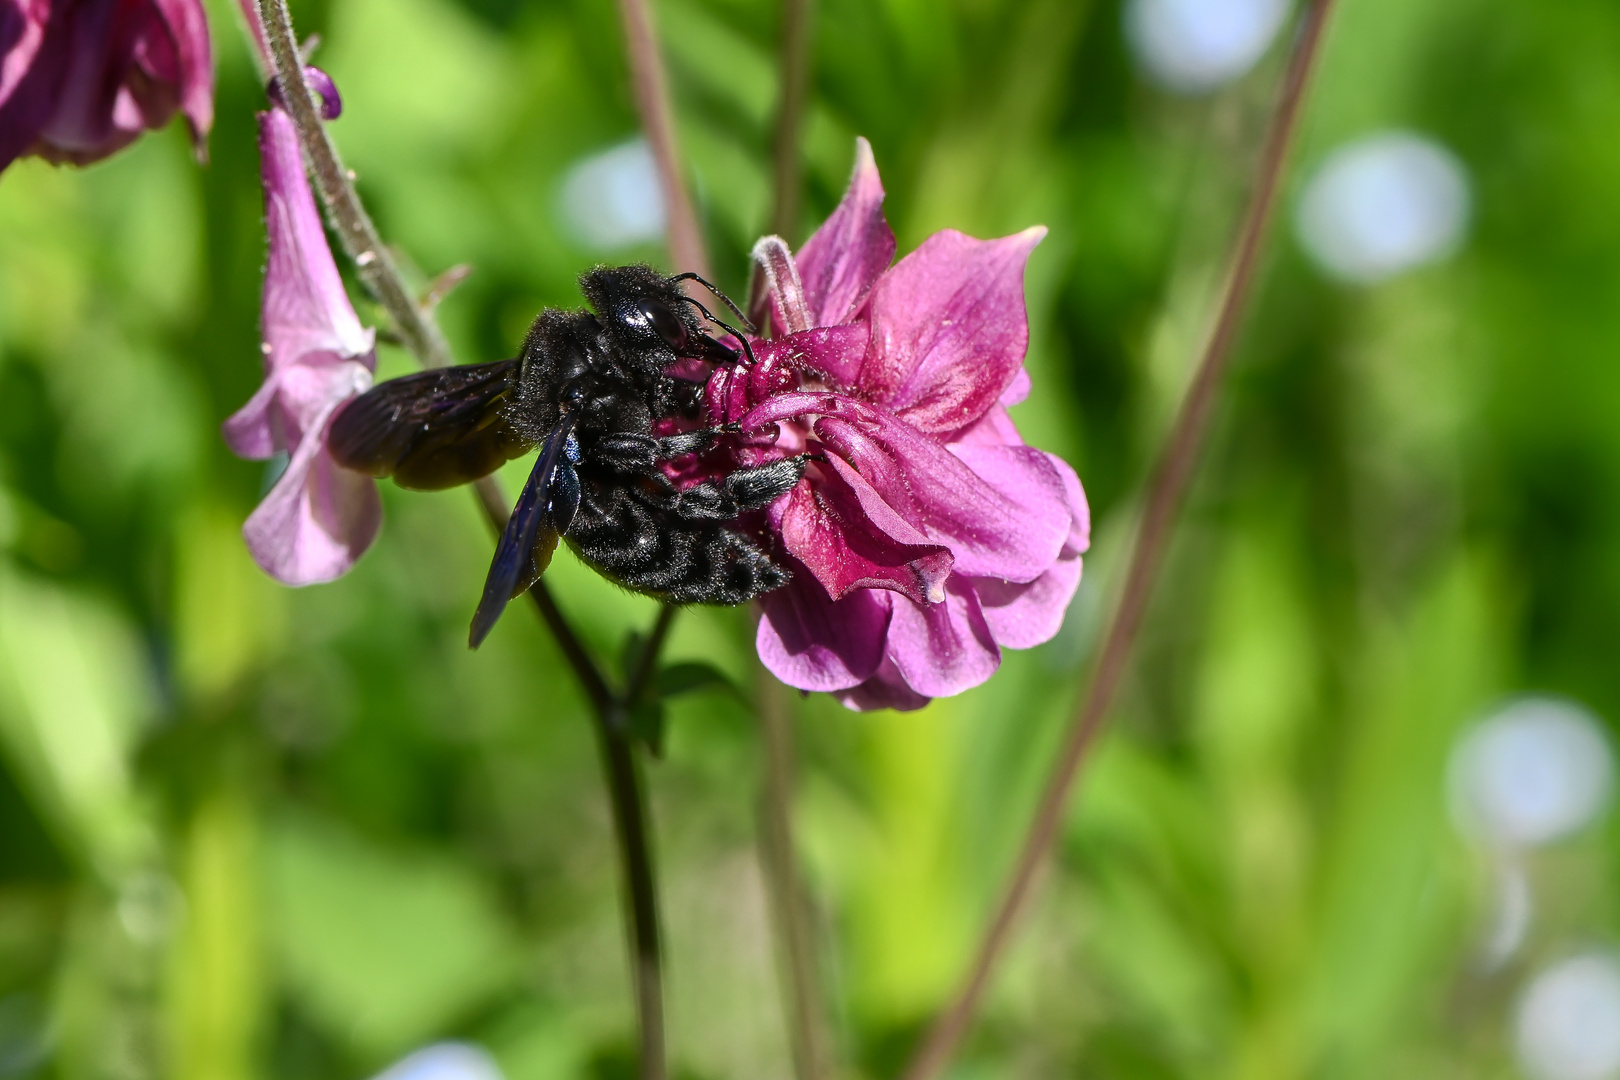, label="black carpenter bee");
[327,265,806,647]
